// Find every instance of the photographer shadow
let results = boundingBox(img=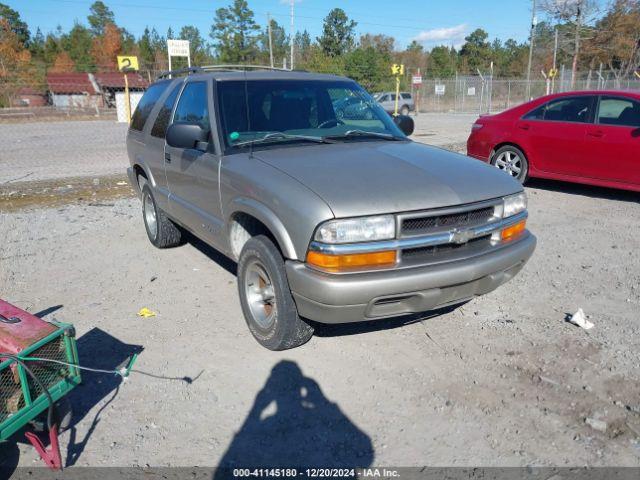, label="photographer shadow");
[214,360,373,477]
